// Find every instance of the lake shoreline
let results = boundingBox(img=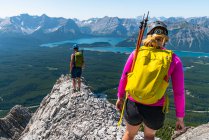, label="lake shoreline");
[40,37,209,57]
